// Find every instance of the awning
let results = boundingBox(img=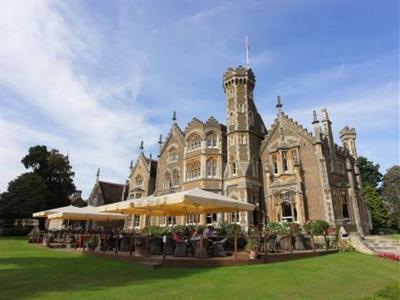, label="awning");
[46,205,127,221]
[33,205,78,218]
[97,188,255,216]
